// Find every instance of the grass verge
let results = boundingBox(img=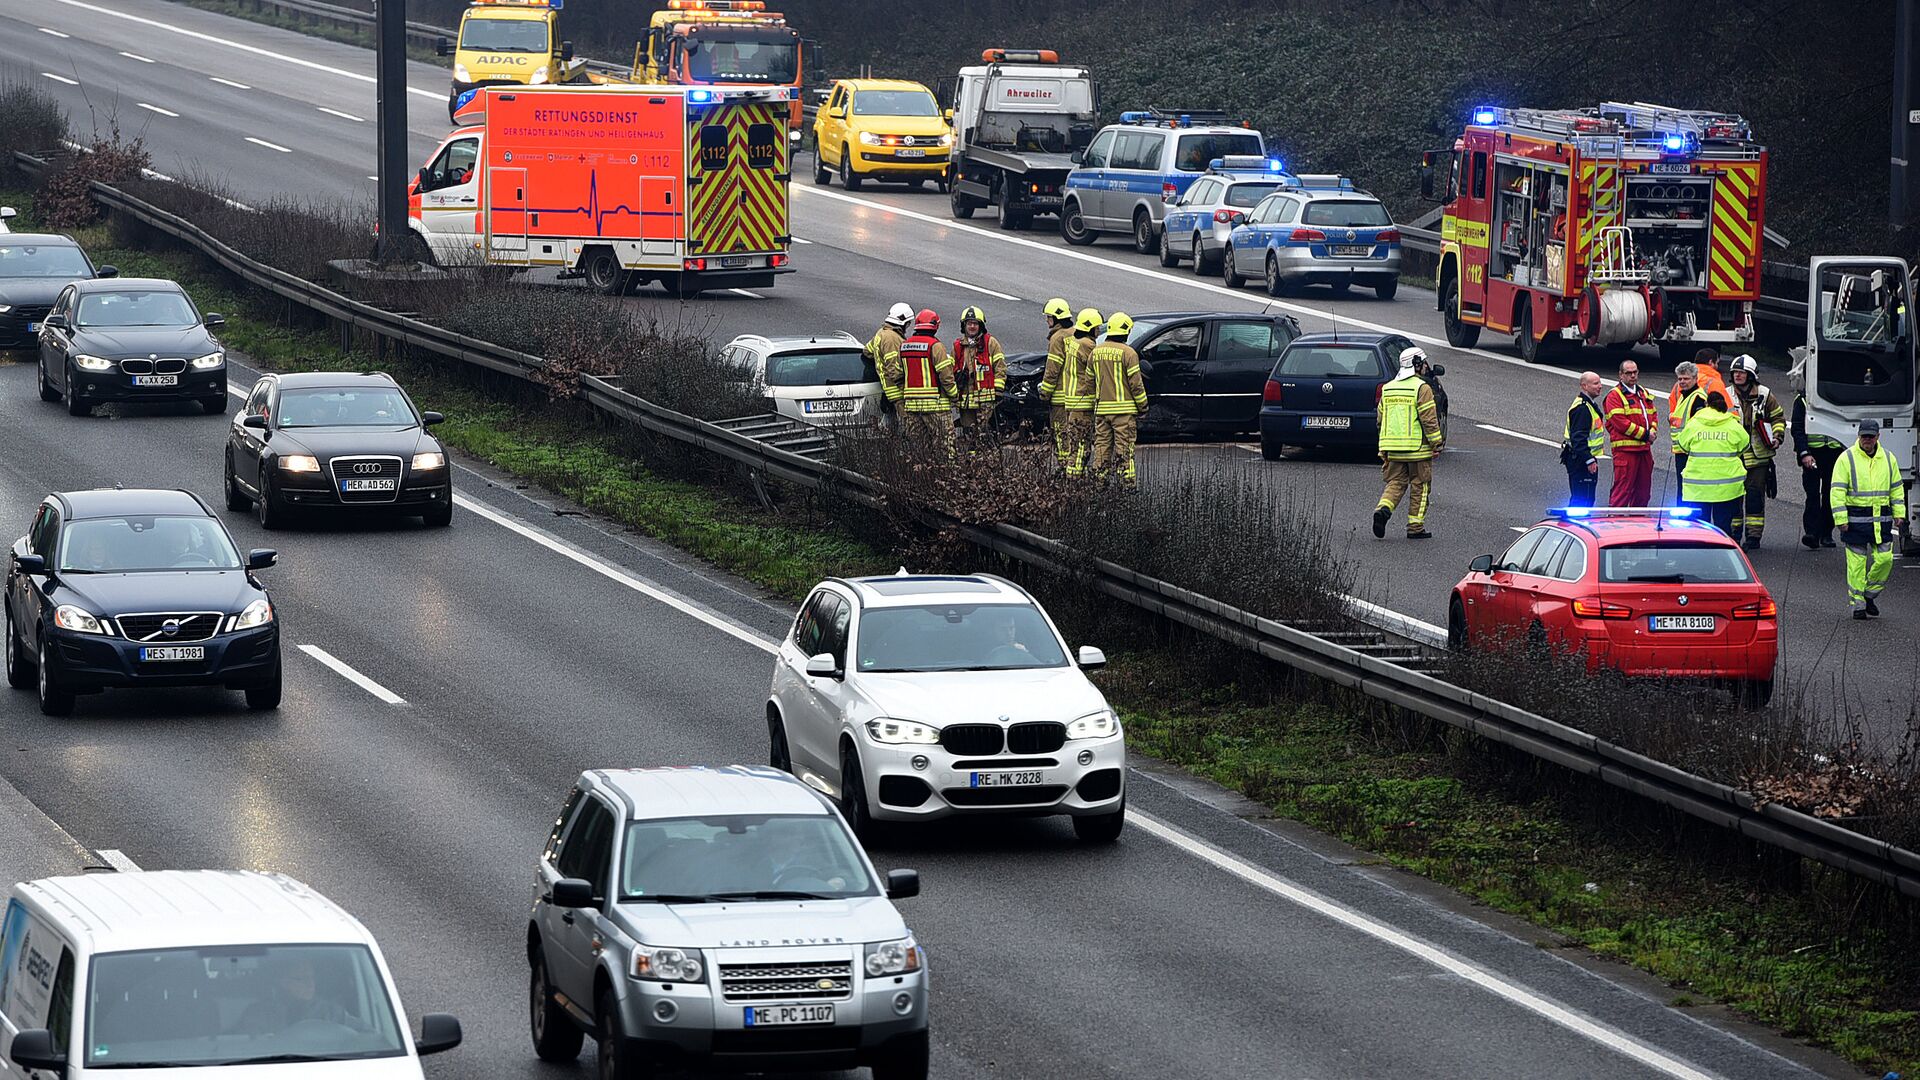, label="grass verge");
[10,185,1915,1074]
